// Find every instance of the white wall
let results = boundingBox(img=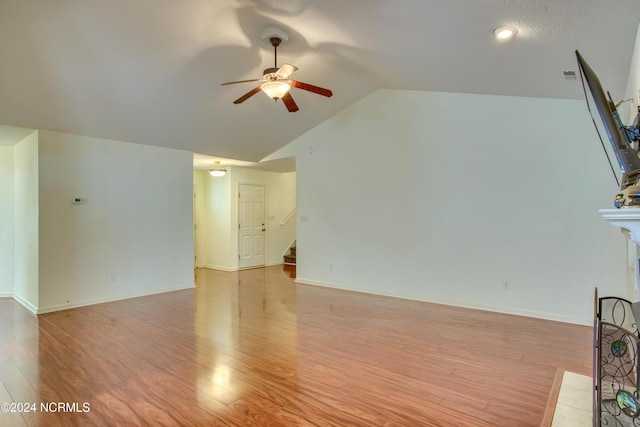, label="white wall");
[37,130,194,313]
[271,89,627,324]
[194,169,233,270]
[194,167,296,271]
[624,23,640,123]
[621,22,640,299]
[13,131,39,312]
[0,146,15,296]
